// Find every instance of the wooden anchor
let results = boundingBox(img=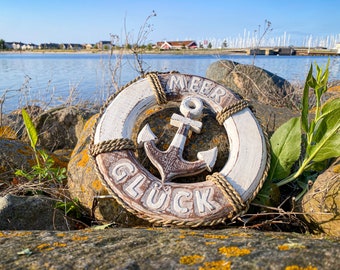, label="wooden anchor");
[137,96,218,183]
